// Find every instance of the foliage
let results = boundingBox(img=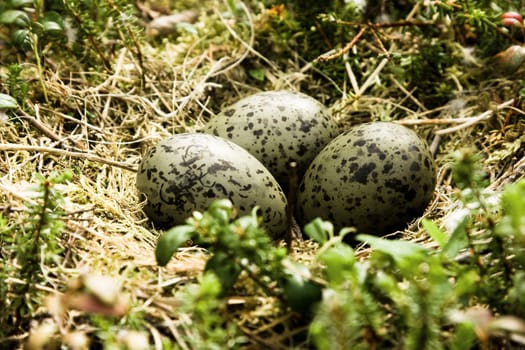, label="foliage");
[155,199,324,348]
[0,0,67,102]
[171,272,246,349]
[154,150,525,349]
[156,199,322,315]
[308,150,525,349]
[62,0,144,73]
[255,0,525,105]
[0,92,18,110]
[0,170,72,339]
[0,0,144,79]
